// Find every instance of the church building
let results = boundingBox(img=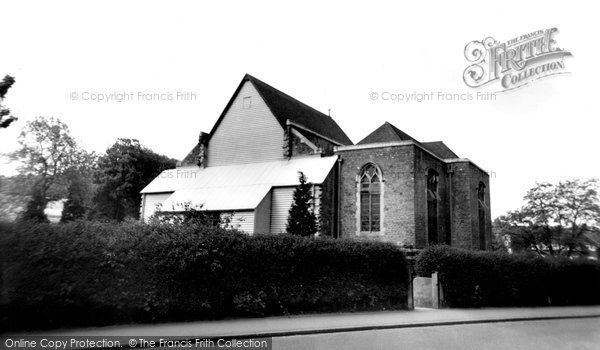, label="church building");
[141,74,492,250]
